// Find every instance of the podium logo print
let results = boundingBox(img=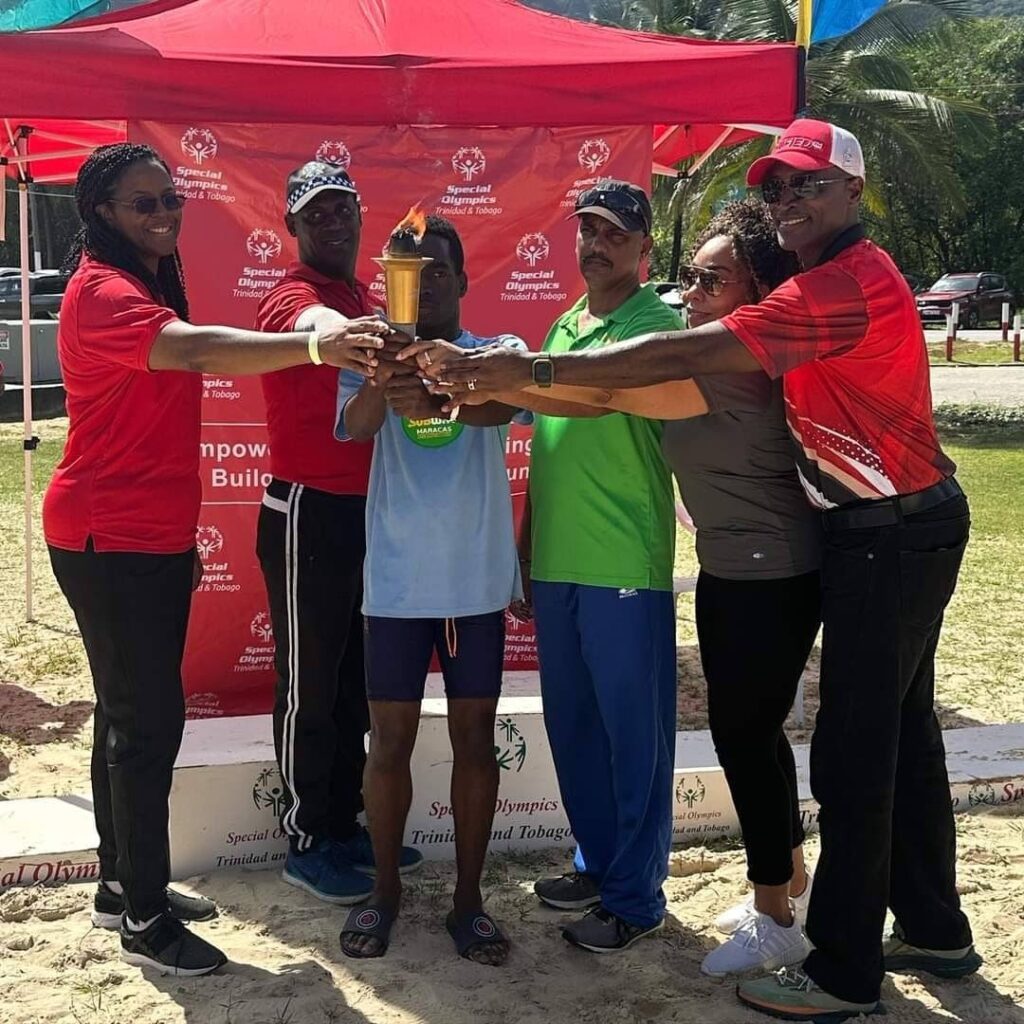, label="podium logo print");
[252,767,287,817]
[315,140,352,170]
[181,127,218,165]
[516,233,550,267]
[968,782,997,807]
[494,717,527,772]
[195,525,224,560]
[246,229,283,265]
[675,775,707,808]
[451,146,487,182]
[250,611,274,643]
[578,138,611,174]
